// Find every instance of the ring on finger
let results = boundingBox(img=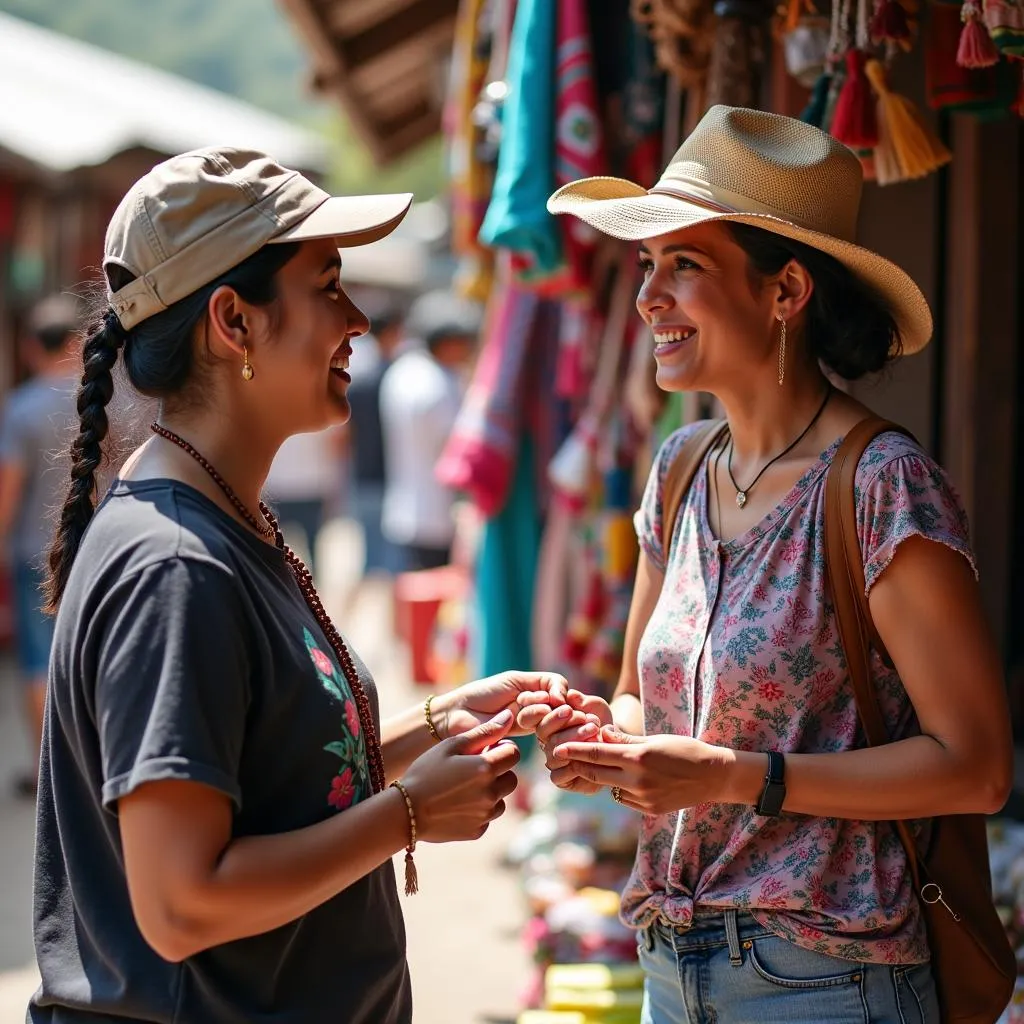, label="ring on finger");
[611,786,623,804]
